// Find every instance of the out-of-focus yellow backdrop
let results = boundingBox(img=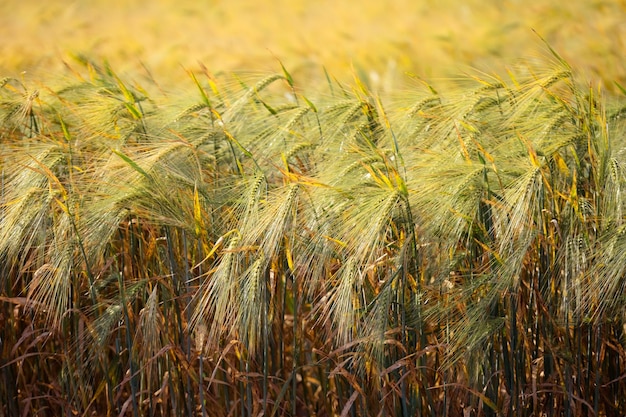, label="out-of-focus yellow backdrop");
[1,0,624,89]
